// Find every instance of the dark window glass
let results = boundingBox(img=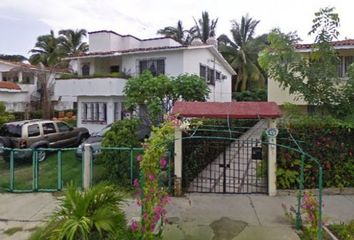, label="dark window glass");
[200,65,206,79]
[344,56,354,75]
[28,124,40,137]
[216,71,221,80]
[57,122,70,132]
[82,64,90,76]
[139,59,165,76]
[42,123,56,135]
[0,124,22,137]
[110,65,120,73]
[207,67,215,85]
